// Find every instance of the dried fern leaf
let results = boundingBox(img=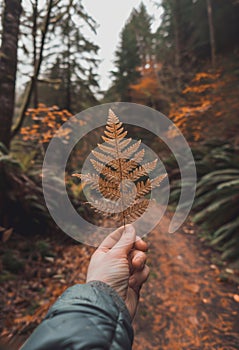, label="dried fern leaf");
[91,150,112,163]
[121,140,141,158]
[73,109,167,226]
[118,138,132,150]
[72,173,99,189]
[136,179,152,199]
[128,159,158,181]
[90,159,105,173]
[151,174,167,187]
[123,199,150,220]
[97,143,118,156]
[132,149,145,164]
